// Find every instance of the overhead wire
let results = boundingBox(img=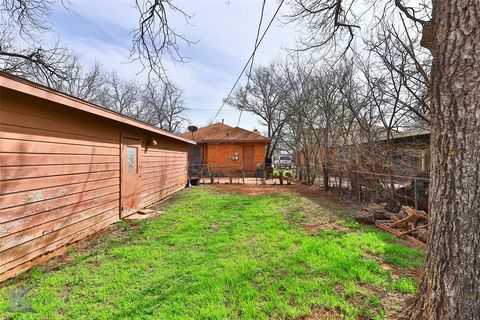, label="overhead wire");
[212,0,286,123]
[236,0,267,128]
